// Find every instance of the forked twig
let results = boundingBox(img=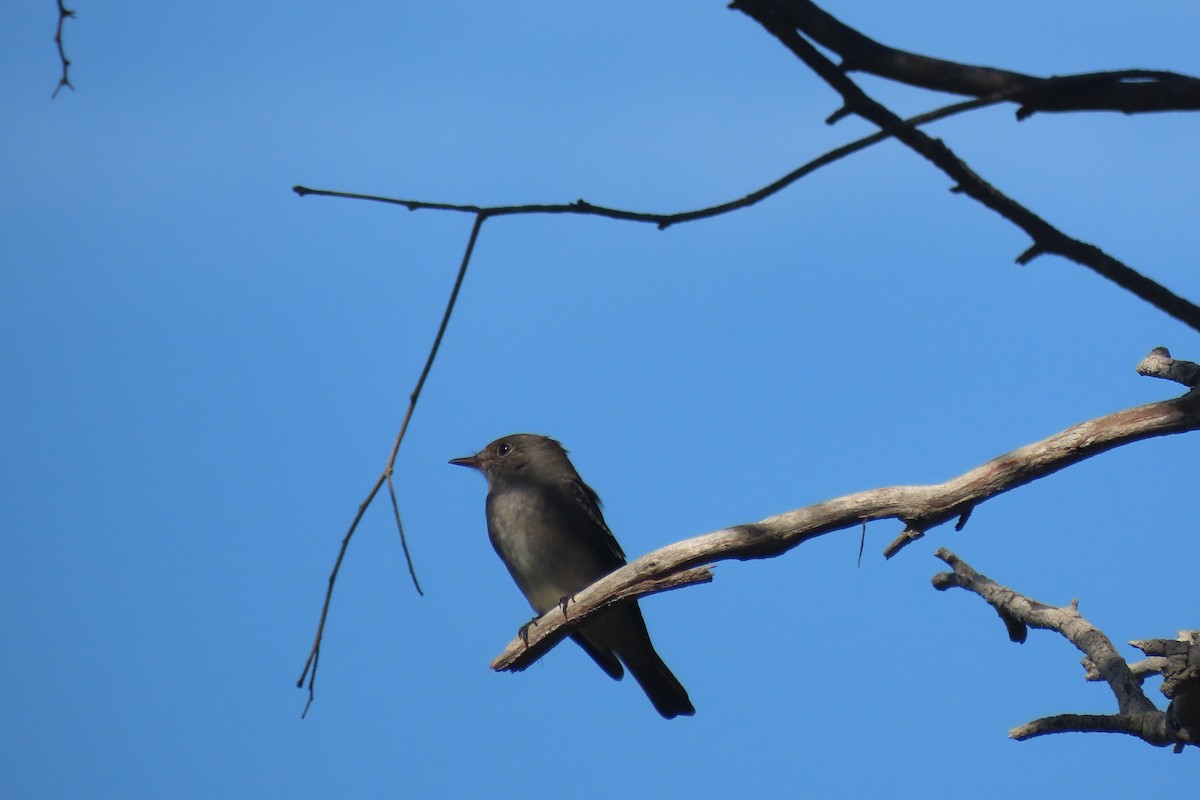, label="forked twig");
[52,0,76,98]
[932,549,1196,749]
[295,90,1014,228]
[296,213,487,716]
